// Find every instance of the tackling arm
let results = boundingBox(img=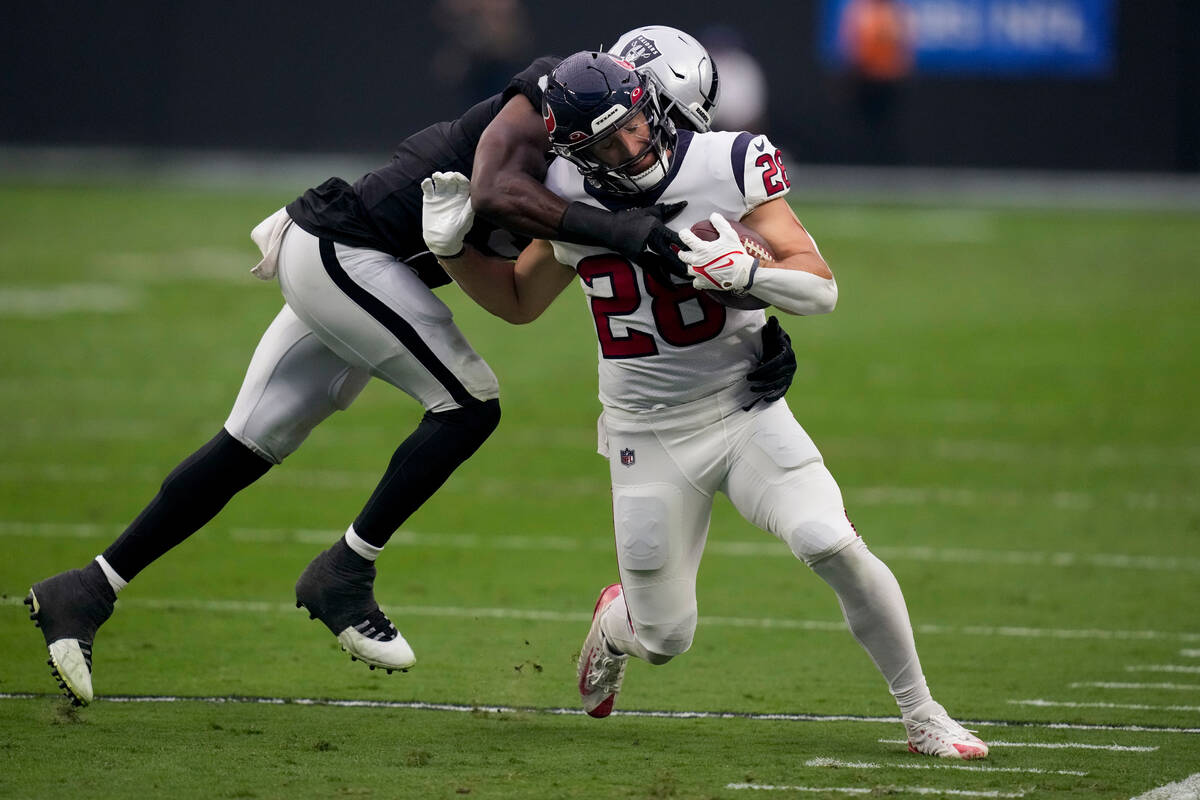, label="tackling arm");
[471,94,566,239]
[471,94,688,264]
